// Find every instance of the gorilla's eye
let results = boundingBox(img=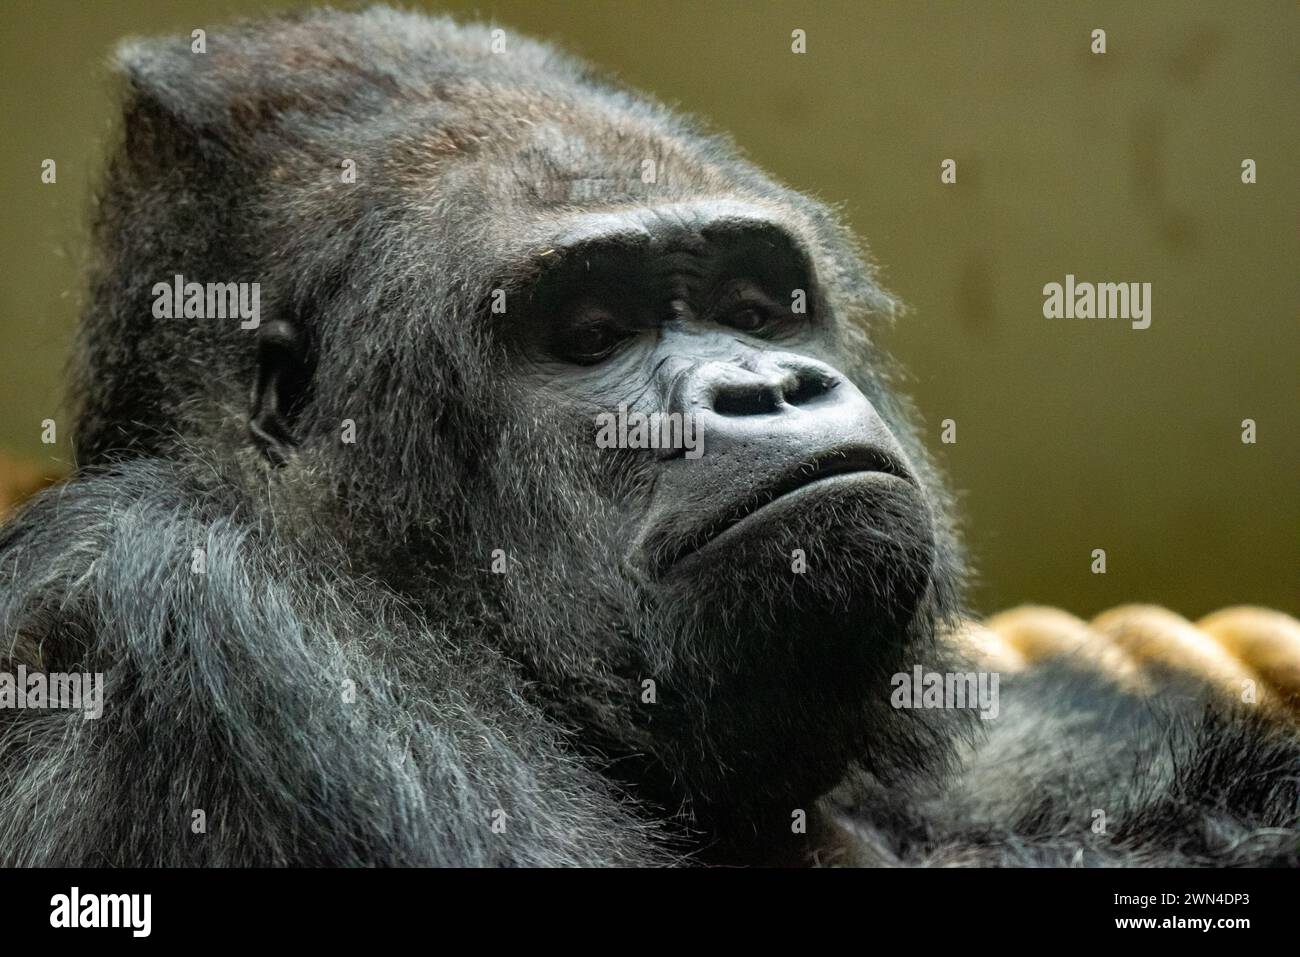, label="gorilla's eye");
[713,280,795,336]
[724,306,769,333]
[555,310,628,365]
